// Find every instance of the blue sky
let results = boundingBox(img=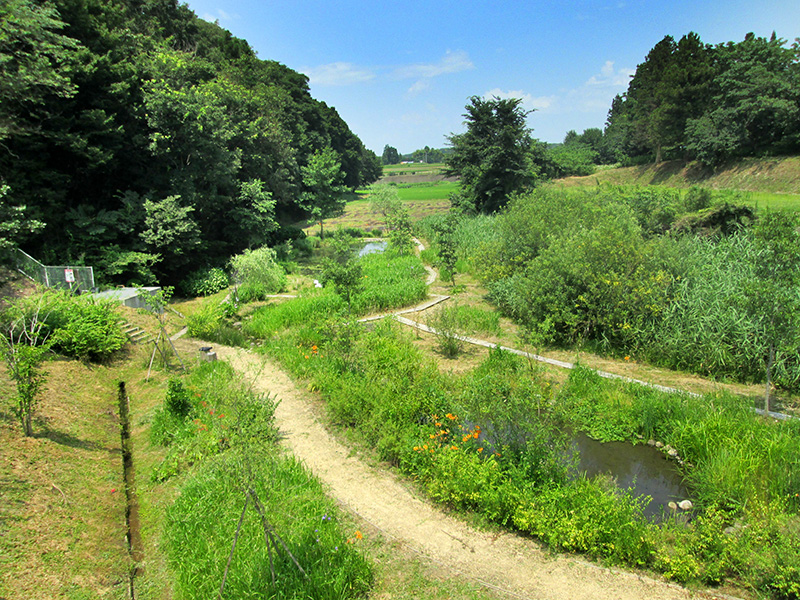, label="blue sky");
[184,0,800,155]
